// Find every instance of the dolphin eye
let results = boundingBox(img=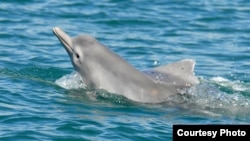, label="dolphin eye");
[76,53,80,58]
